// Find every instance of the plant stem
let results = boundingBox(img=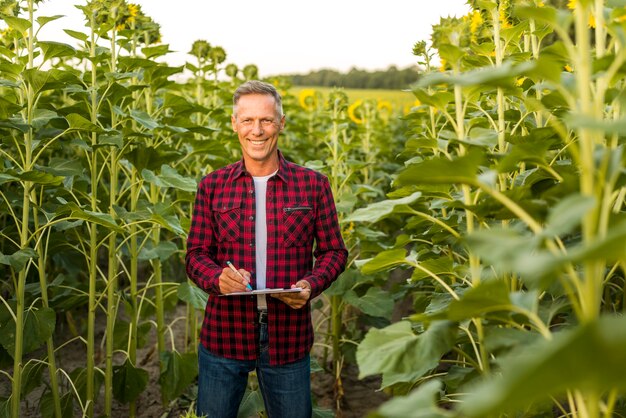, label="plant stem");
[86,8,99,417]
[34,213,62,418]
[105,23,120,418]
[11,2,35,416]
